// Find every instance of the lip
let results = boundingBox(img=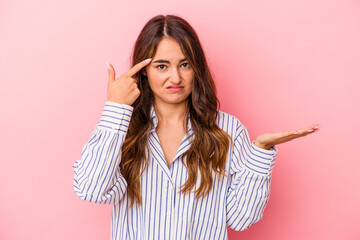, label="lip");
[166,85,184,92]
